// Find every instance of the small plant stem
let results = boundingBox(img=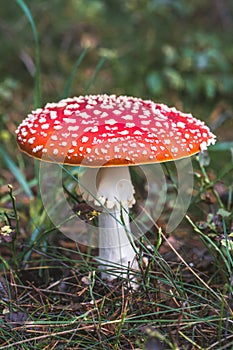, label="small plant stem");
[0,255,11,271]
[88,271,104,347]
[115,286,128,347]
[8,185,19,267]
[227,185,233,211]
[218,284,228,345]
[186,214,232,276]
[178,331,204,350]
[199,162,224,208]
